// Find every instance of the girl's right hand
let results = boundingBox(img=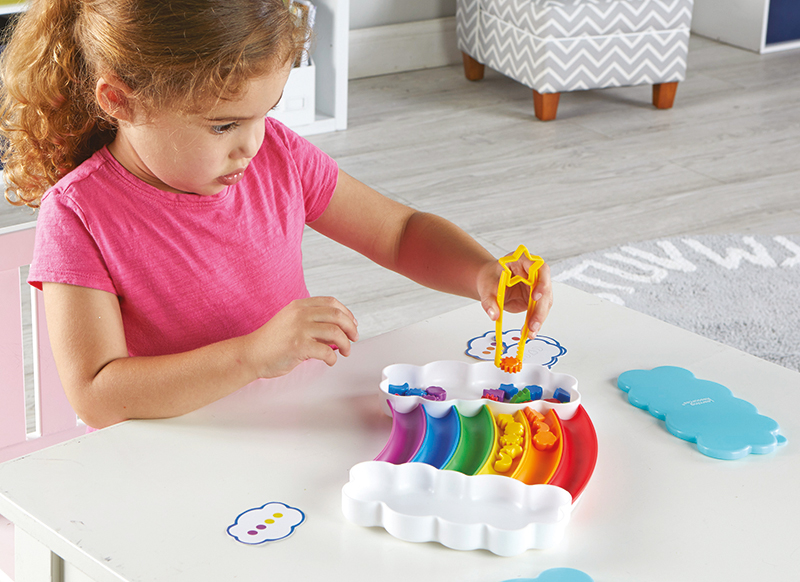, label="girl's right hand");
[245,296,359,379]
